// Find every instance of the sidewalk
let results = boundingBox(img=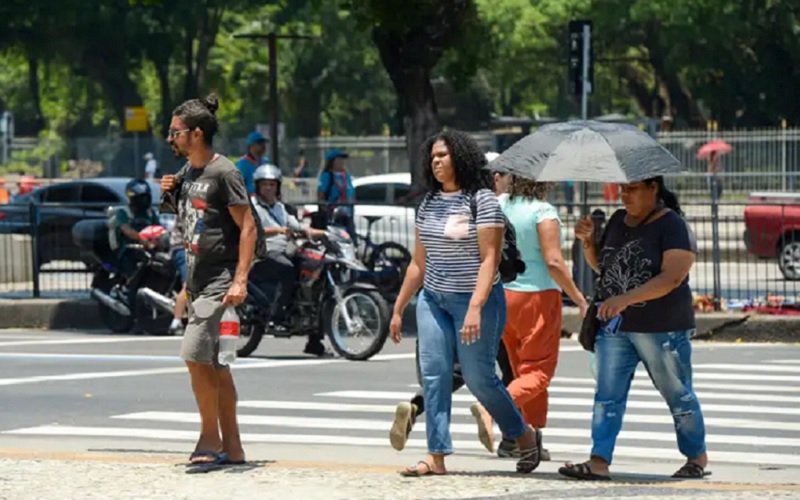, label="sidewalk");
[1,449,798,500]
[1,297,798,343]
